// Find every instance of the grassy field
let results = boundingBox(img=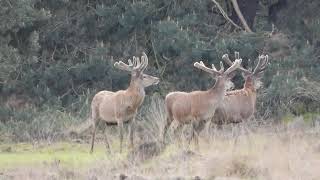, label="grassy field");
[0,142,109,169]
[1,119,320,180]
